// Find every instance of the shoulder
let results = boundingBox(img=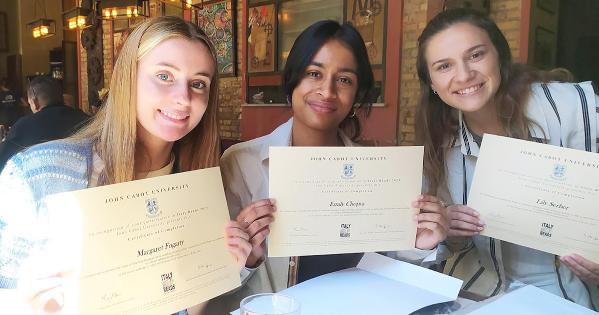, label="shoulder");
[44,105,89,119]
[530,81,596,104]
[8,139,92,175]
[527,81,597,120]
[221,119,292,167]
[7,114,34,132]
[3,139,93,200]
[221,132,274,168]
